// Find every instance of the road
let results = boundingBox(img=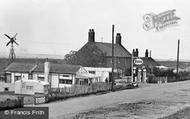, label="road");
[37,80,190,119]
